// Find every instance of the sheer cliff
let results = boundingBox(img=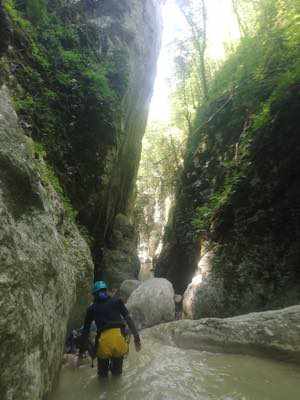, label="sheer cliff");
[155,0,300,315]
[0,1,162,399]
[1,0,163,284]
